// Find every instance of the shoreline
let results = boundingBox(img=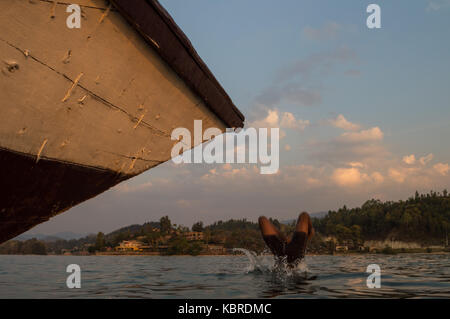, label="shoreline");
[1,251,448,257]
